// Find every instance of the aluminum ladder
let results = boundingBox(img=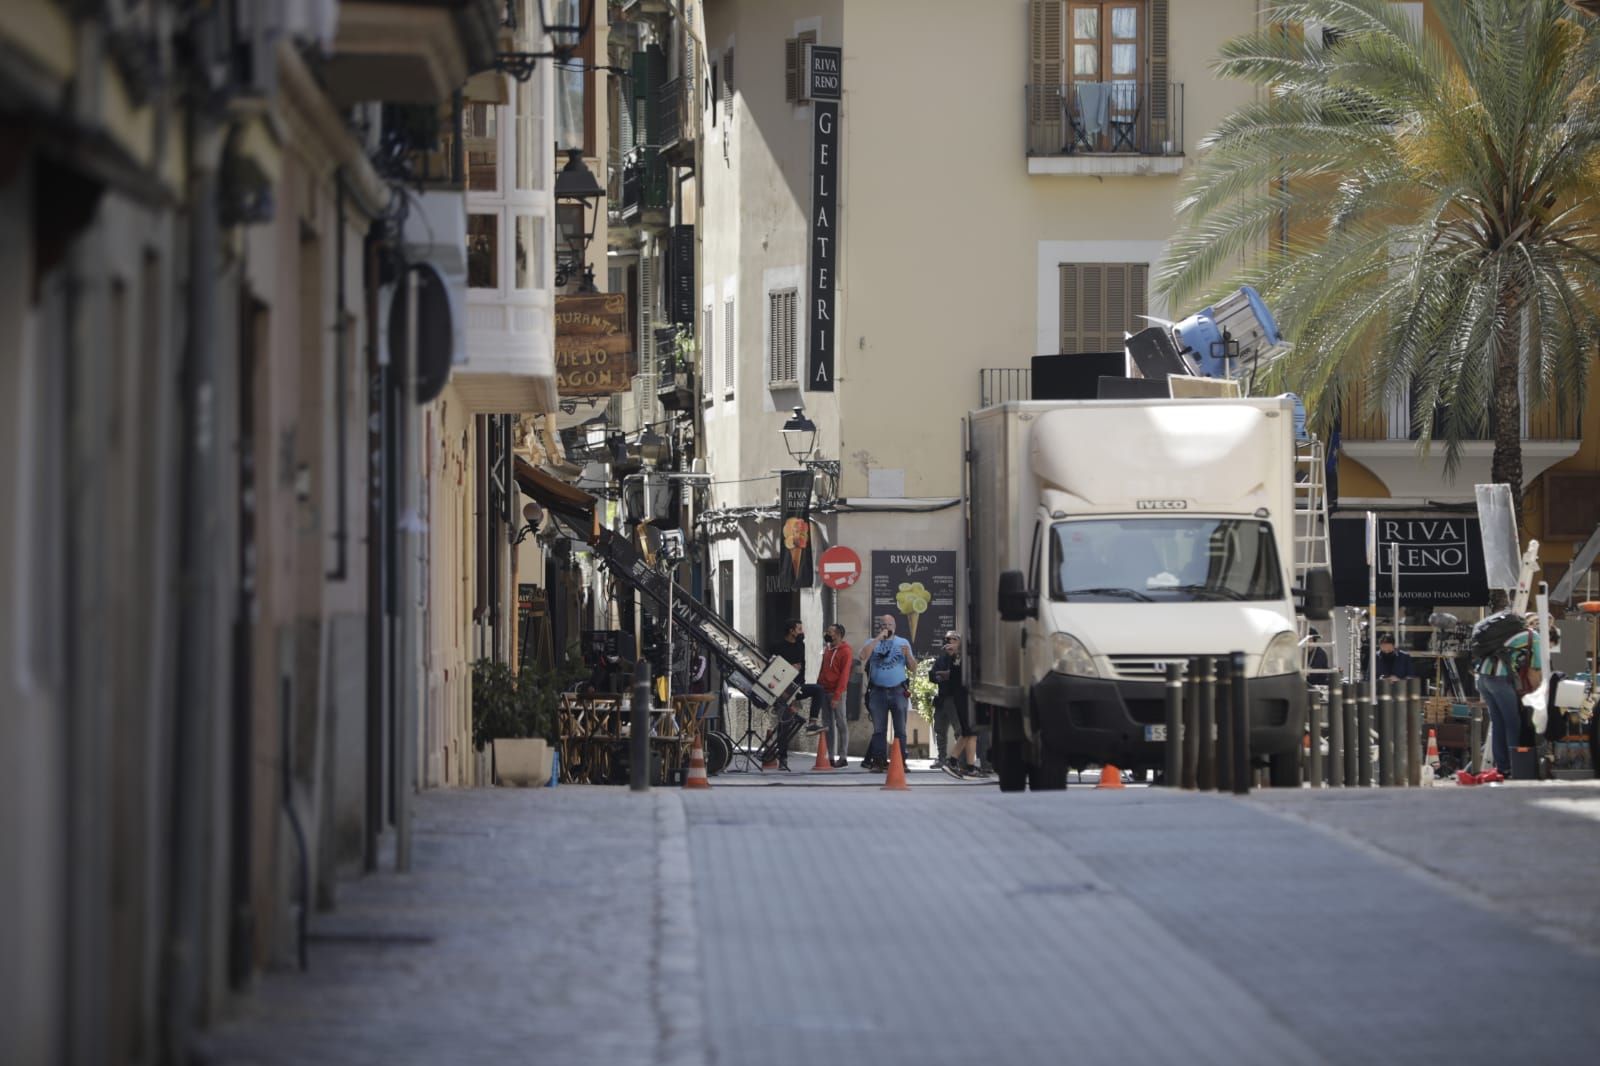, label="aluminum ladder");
[1293,437,1336,674]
